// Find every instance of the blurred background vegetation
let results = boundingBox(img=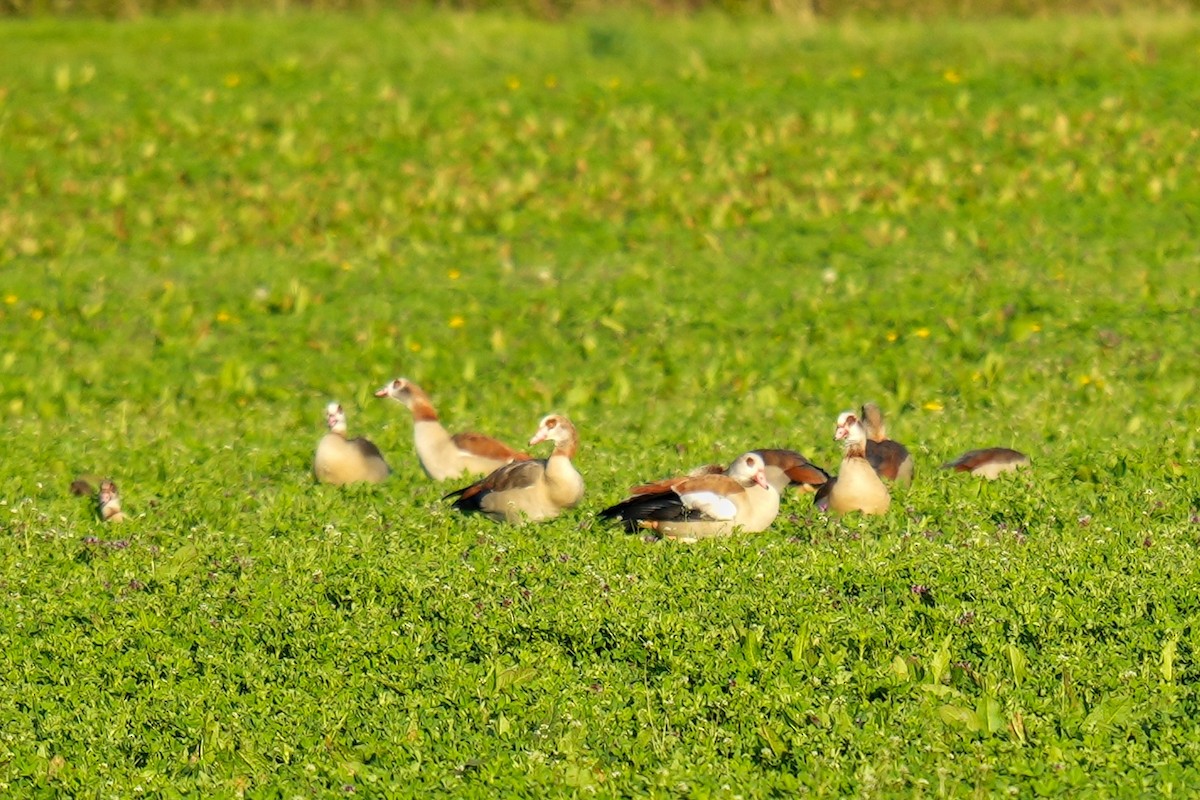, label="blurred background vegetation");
[3,0,1197,19]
